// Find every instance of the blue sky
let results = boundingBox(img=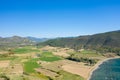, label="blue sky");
[0,0,120,38]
